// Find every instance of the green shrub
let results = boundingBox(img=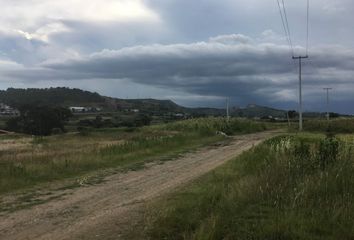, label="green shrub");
[318,136,339,170]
